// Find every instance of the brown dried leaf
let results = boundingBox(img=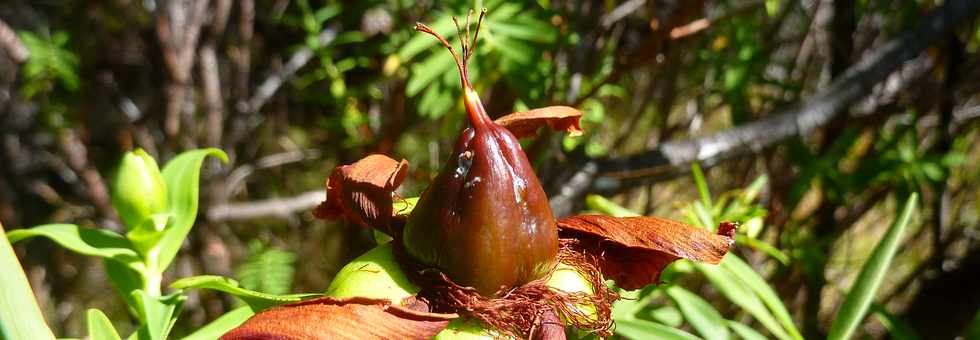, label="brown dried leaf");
[222,297,457,340]
[558,215,736,290]
[314,154,408,234]
[494,106,584,138]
